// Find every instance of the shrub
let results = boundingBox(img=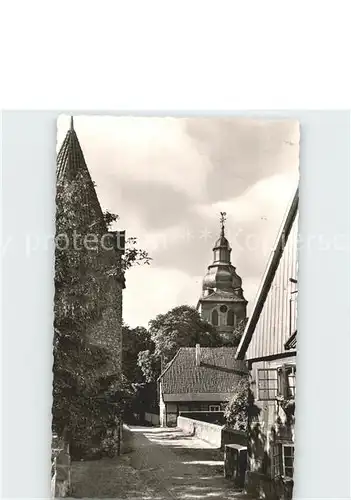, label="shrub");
[224,377,250,431]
